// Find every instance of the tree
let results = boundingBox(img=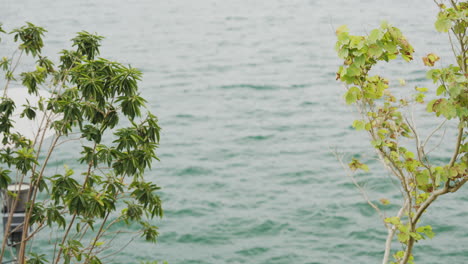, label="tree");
[0,22,163,263]
[335,1,467,263]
